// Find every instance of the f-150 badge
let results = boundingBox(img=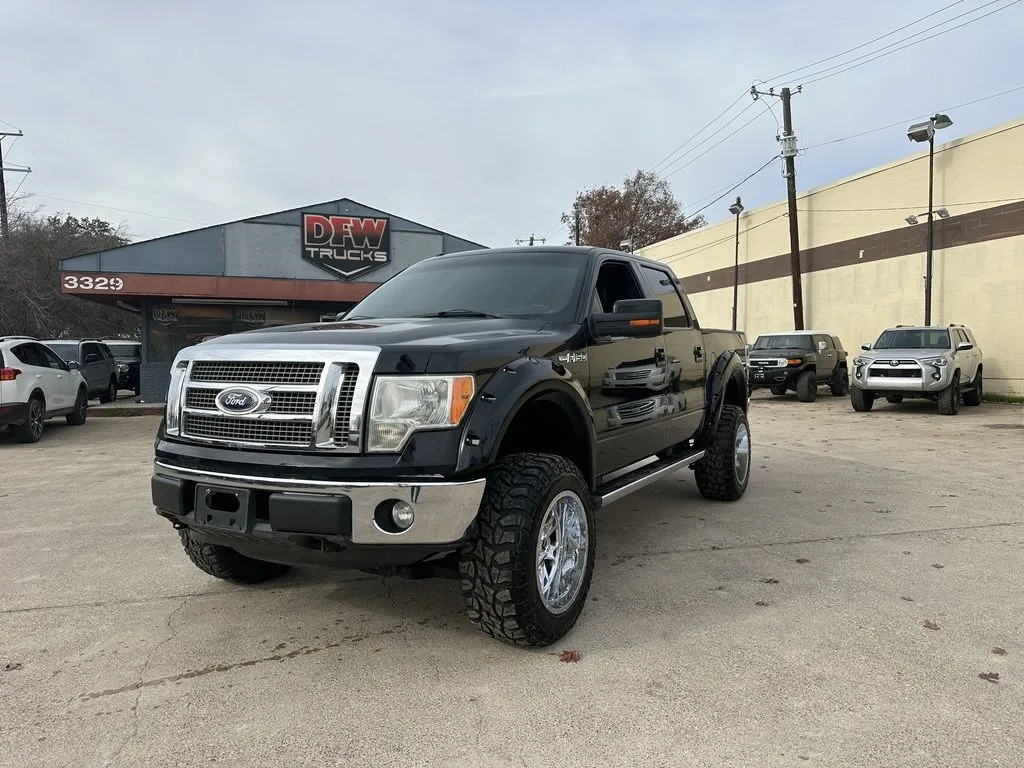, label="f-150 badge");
[557,352,588,364]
